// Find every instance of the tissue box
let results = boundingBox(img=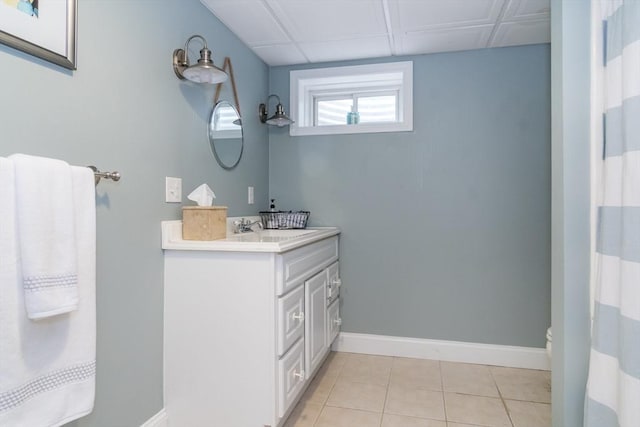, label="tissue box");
[182,206,227,241]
